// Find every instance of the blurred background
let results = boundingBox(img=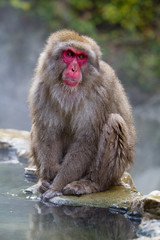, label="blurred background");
[0,0,160,194]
